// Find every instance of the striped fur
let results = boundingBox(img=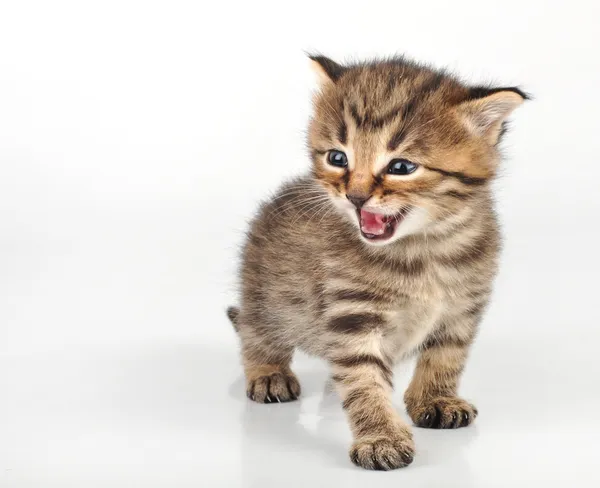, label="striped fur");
[228,55,526,470]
